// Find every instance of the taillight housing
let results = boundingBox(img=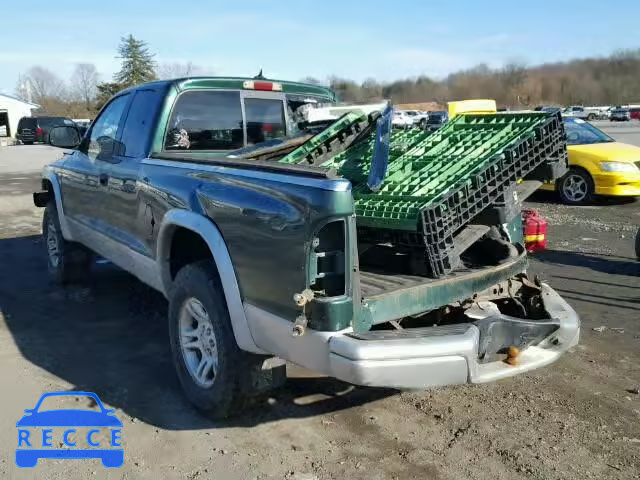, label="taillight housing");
[36,127,43,138]
[308,220,346,297]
